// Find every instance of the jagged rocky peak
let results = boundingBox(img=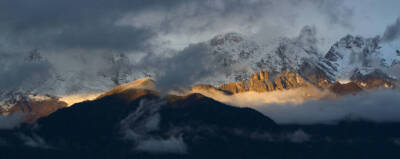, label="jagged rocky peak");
[201,27,325,85]
[249,71,270,82]
[0,93,67,123]
[197,32,263,84]
[350,69,396,89]
[0,49,53,112]
[328,81,363,95]
[325,35,380,62]
[218,71,310,94]
[209,32,260,61]
[193,69,395,96]
[96,78,157,102]
[317,34,389,83]
[318,34,397,89]
[0,91,28,110]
